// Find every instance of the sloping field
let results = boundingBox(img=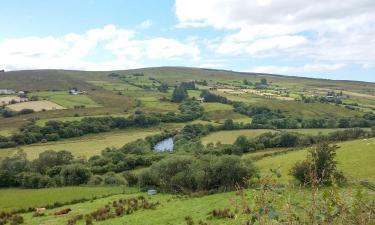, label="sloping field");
[30,91,100,108]
[6,100,65,111]
[1,128,160,159]
[255,138,375,183]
